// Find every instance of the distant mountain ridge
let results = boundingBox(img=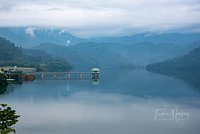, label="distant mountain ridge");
[34,42,130,70]
[0,27,88,48]
[34,41,200,70]
[1,27,200,70]
[1,27,200,48]
[91,33,200,45]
